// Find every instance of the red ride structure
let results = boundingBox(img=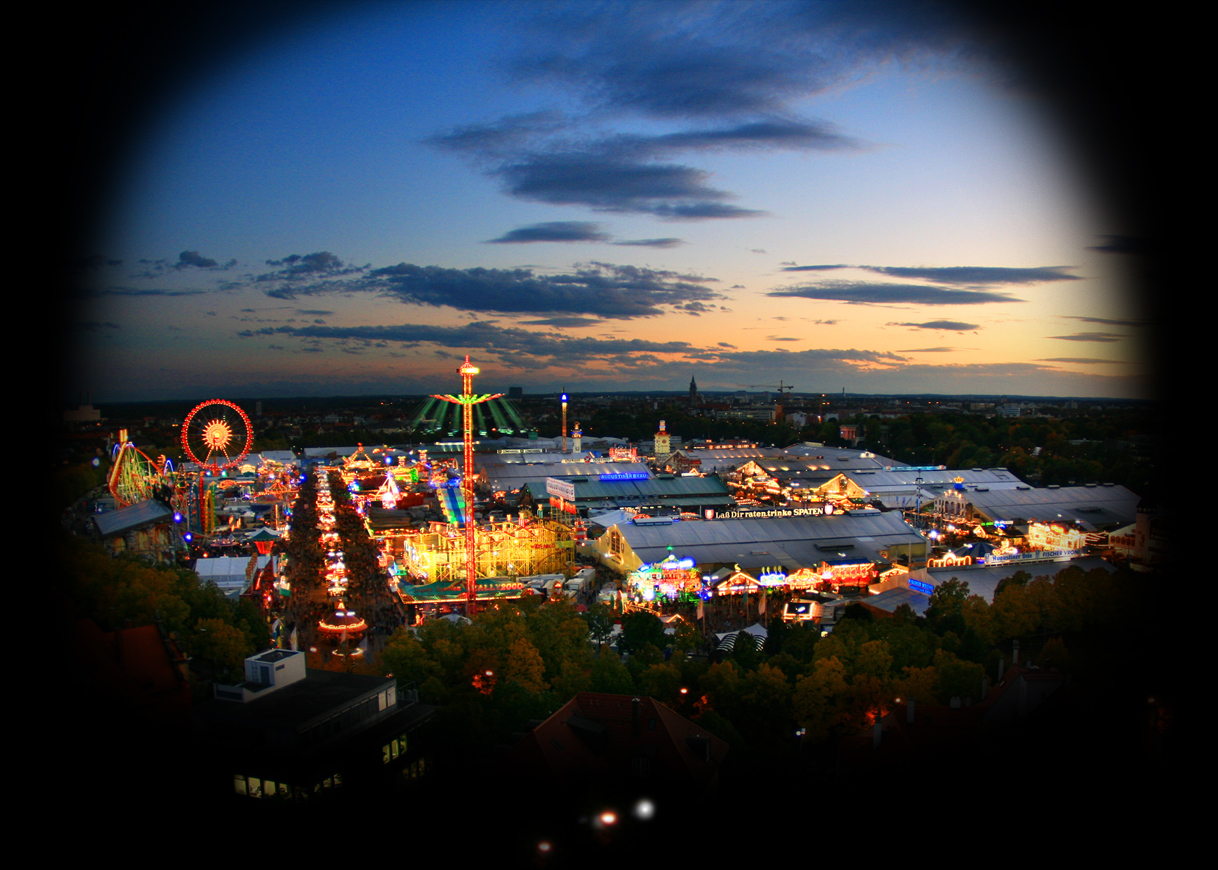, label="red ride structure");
[181,399,253,472]
[431,356,502,616]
